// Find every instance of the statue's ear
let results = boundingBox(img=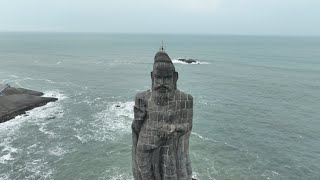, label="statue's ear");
[151,71,154,89]
[174,72,178,81]
[173,72,178,90]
